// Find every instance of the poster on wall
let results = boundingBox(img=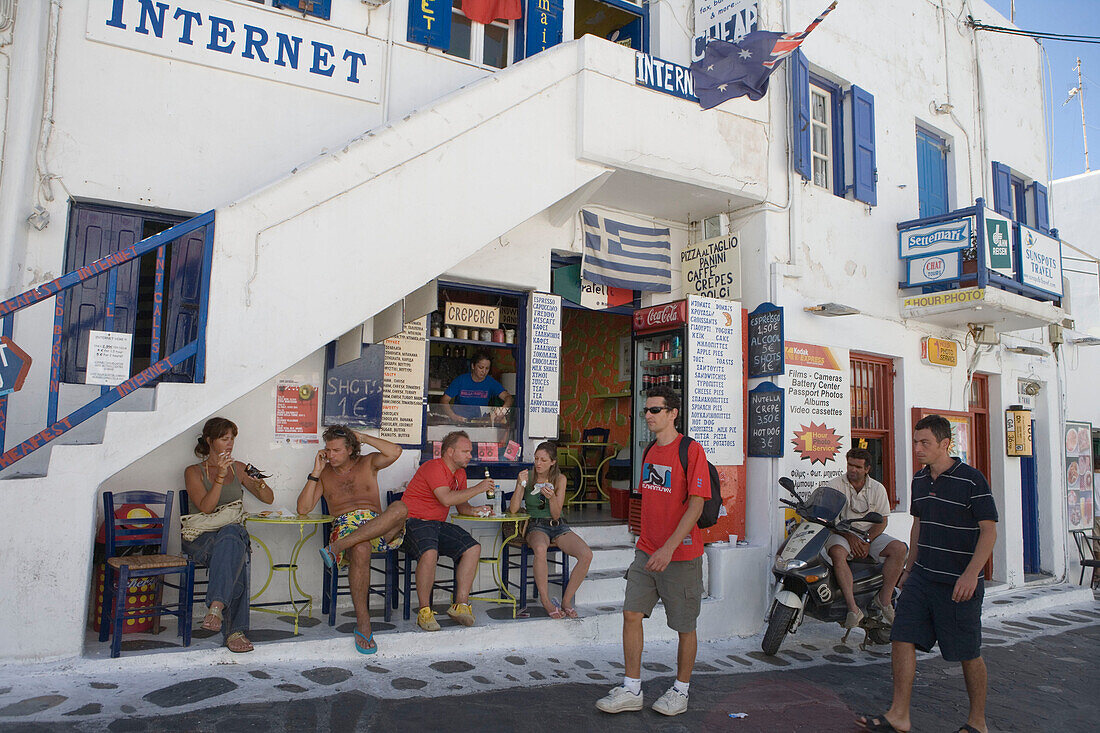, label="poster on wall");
[1065,421,1094,530]
[778,341,850,501]
[692,0,758,61]
[686,295,744,465]
[275,379,320,444]
[528,292,562,438]
[86,330,133,386]
[380,317,427,444]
